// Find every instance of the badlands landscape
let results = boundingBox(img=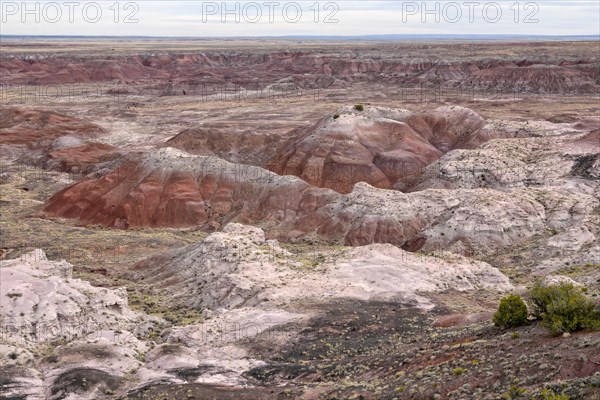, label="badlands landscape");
[0,38,599,399]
